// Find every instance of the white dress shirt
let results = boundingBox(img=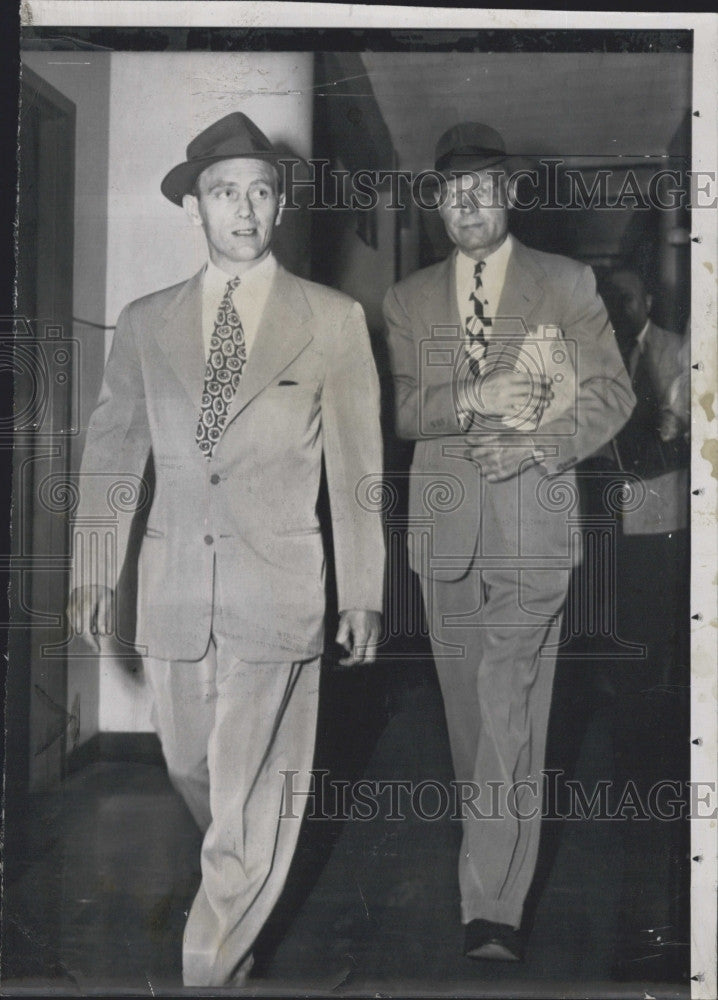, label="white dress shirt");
[455,232,514,334]
[628,319,651,378]
[202,253,278,363]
